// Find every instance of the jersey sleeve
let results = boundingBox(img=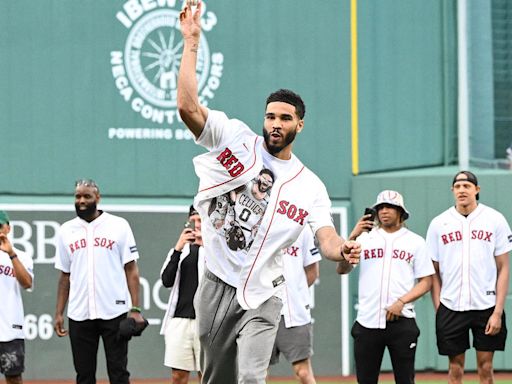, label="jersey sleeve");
[307,180,335,234]
[120,220,139,265]
[493,212,512,256]
[412,237,435,278]
[425,219,440,262]
[302,228,321,267]
[54,226,71,273]
[195,109,251,151]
